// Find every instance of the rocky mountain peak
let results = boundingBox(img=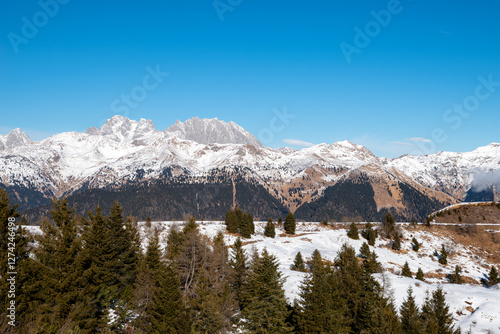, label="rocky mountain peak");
[0,128,32,150]
[165,117,263,147]
[86,115,159,143]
